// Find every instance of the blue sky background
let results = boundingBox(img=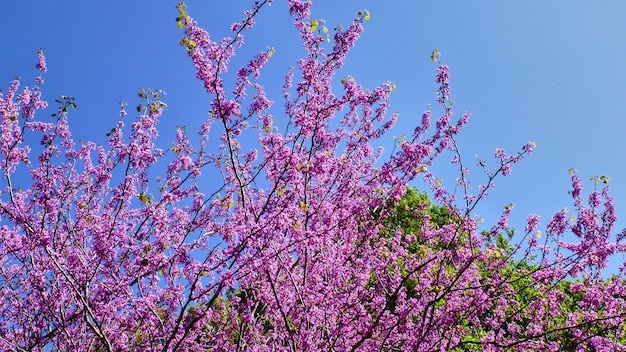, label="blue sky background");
[2,1,626,268]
